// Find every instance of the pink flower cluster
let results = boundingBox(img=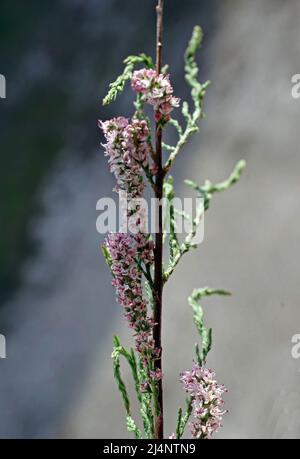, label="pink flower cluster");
[99,116,157,198]
[131,68,180,123]
[180,364,227,439]
[100,115,157,365]
[99,80,163,388]
[105,232,158,365]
